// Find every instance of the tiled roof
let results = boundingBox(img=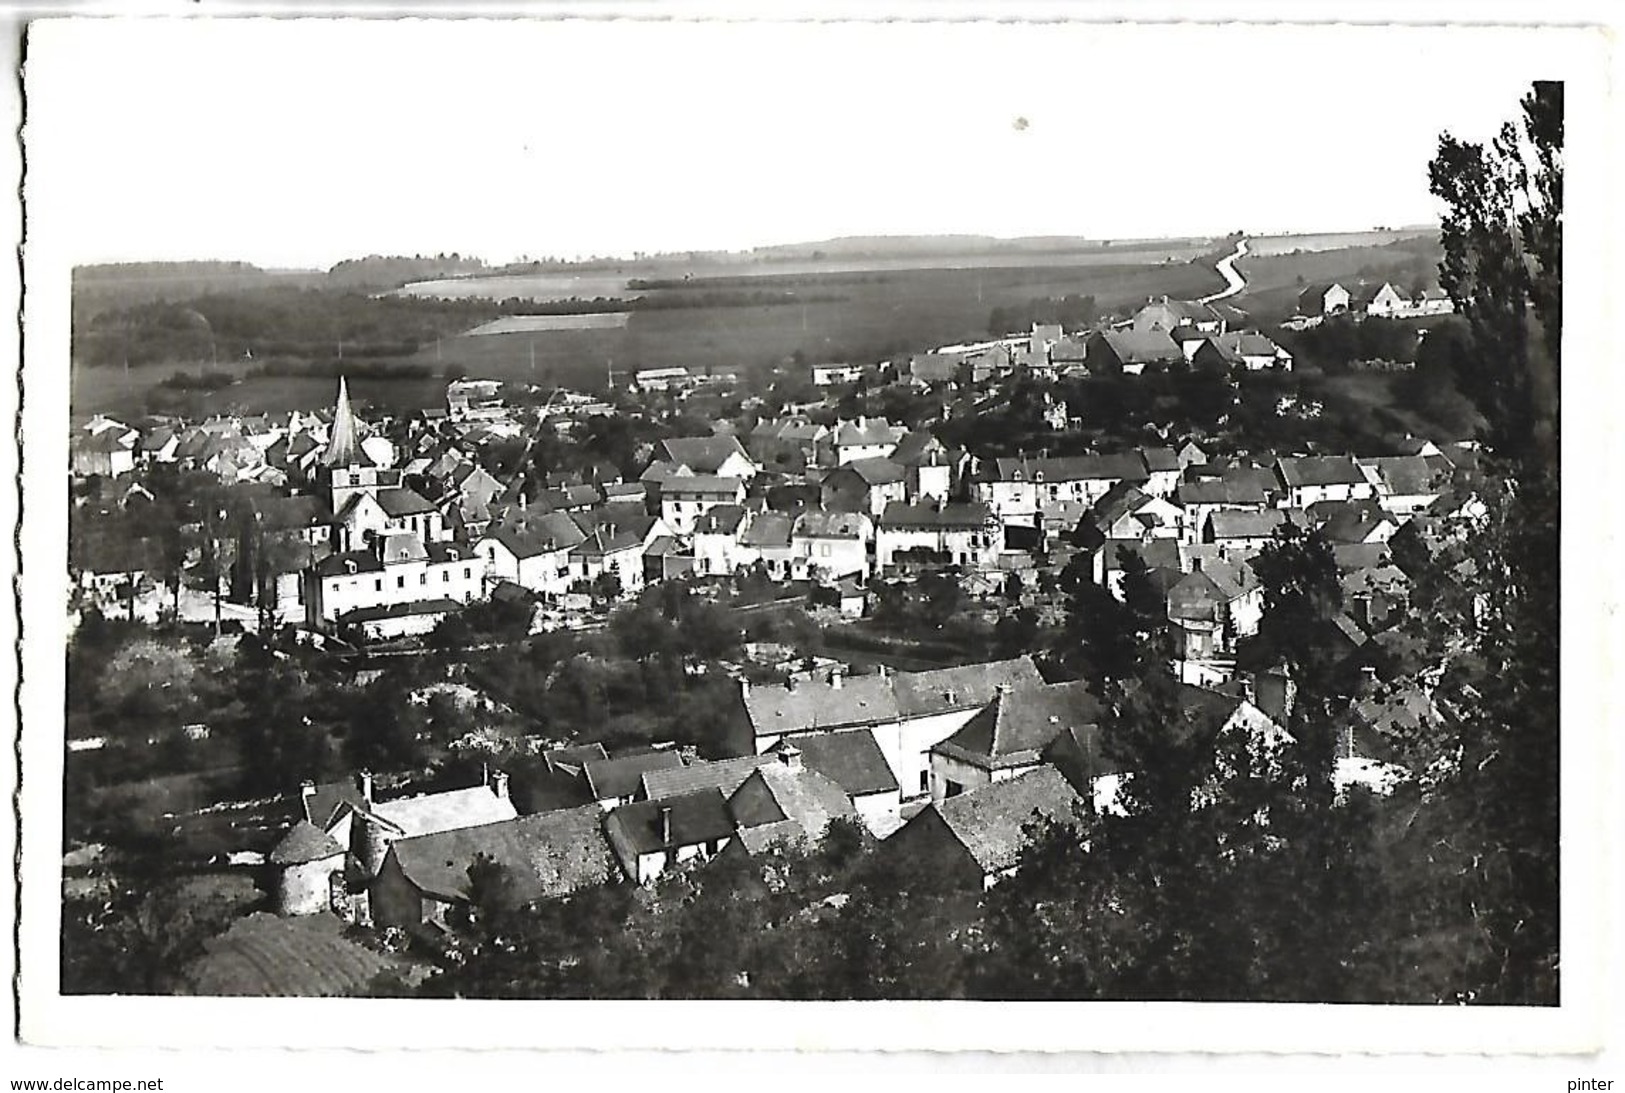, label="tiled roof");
[584,750,686,801]
[376,488,438,518]
[366,784,518,839]
[934,681,1104,770]
[660,475,745,497]
[1362,455,1439,497]
[834,418,904,447]
[268,820,344,865]
[744,672,900,736]
[839,457,907,486]
[603,788,735,856]
[740,511,794,548]
[337,598,462,625]
[934,766,1082,874]
[390,806,613,904]
[655,435,750,474]
[792,729,900,796]
[482,511,588,560]
[1139,446,1180,474]
[640,754,778,801]
[891,656,1046,719]
[543,743,609,775]
[1207,508,1306,540]
[302,781,365,831]
[878,501,993,529]
[793,511,868,540]
[1096,329,1184,364]
[694,505,749,536]
[1277,455,1367,489]
[728,763,856,853]
[991,452,1149,484]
